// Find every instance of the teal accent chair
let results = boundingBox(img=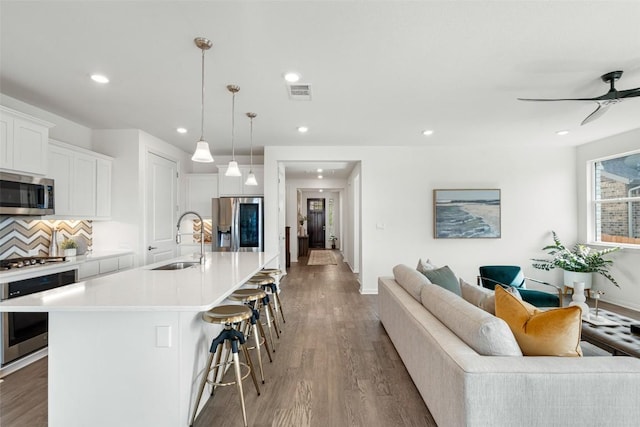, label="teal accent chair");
[478,265,562,308]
